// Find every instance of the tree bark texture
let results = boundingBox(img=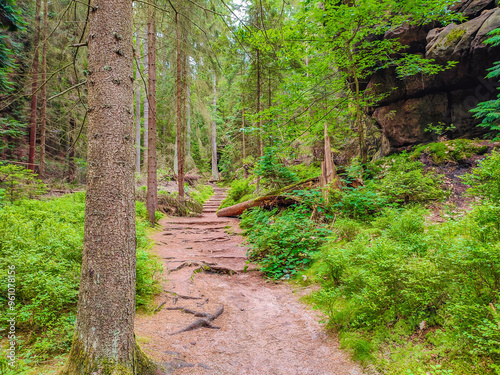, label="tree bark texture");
[28,0,42,172]
[211,73,219,180]
[217,195,298,217]
[242,91,246,160]
[135,30,141,174]
[146,5,158,225]
[321,122,339,189]
[58,1,156,373]
[179,39,186,198]
[255,49,262,193]
[186,85,191,157]
[176,13,184,197]
[67,117,76,183]
[39,0,48,177]
[143,28,149,172]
